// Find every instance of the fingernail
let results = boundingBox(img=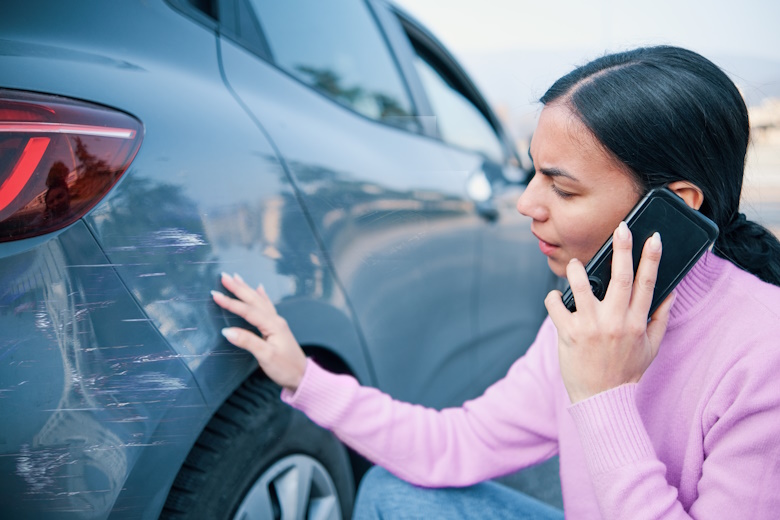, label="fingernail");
[233,273,244,283]
[210,290,223,299]
[221,272,231,279]
[569,258,579,264]
[650,232,662,251]
[221,328,237,341]
[617,221,629,240]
